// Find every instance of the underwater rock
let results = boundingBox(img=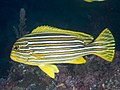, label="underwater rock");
[0,51,120,90]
